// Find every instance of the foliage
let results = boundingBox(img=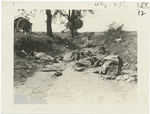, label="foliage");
[54,10,94,31]
[102,22,125,45]
[17,9,37,17]
[14,33,53,56]
[14,32,80,57]
[65,18,83,31]
[16,9,94,38]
